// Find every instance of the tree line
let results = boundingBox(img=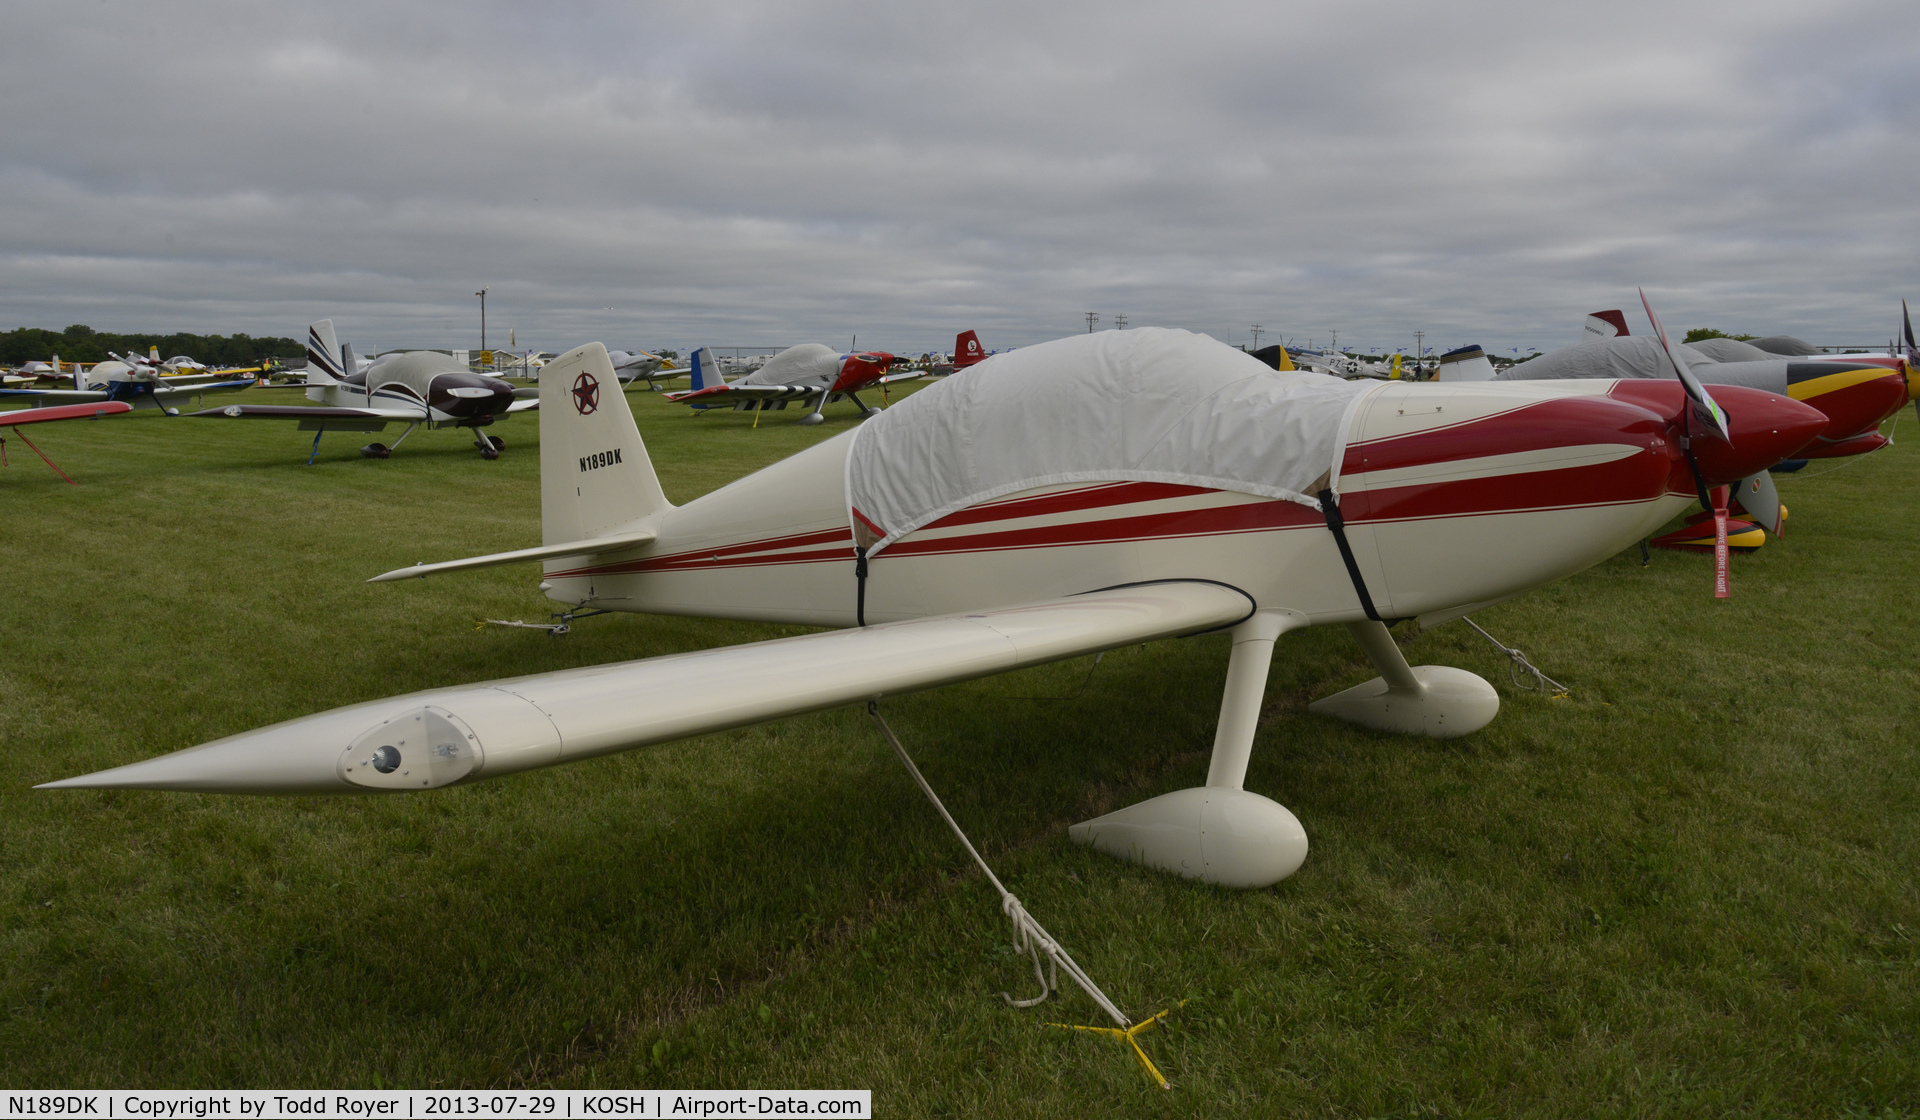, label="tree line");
[1,324,303,366]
